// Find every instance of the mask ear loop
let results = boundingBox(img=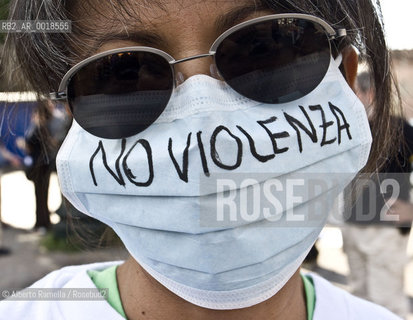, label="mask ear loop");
[334,53,343,67]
